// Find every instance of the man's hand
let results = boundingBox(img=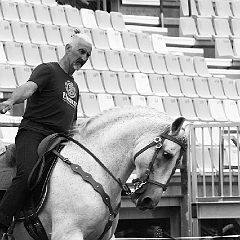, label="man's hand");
[0,100,13,114]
